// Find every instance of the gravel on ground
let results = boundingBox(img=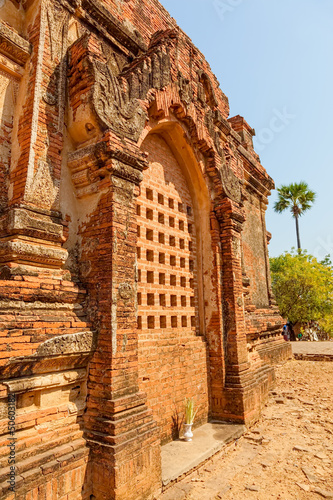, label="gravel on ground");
[159,359,333,500]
